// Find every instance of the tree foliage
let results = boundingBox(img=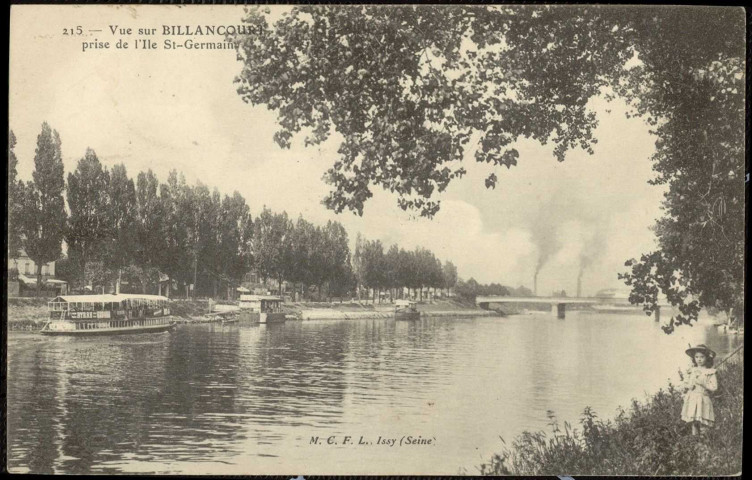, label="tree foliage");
[66,148,110,289]
[7,130,24,259]
[234,5,744,328]
[217,192,254,293]
[134,170,165,293]
[614,10,744,331]
[352,236,451,301]
[233,6,631,217]
[455,278,510,302]
[442,260,458,290]
[252,207,291,285]
[105,164,137,292]
[19,123,67,293]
